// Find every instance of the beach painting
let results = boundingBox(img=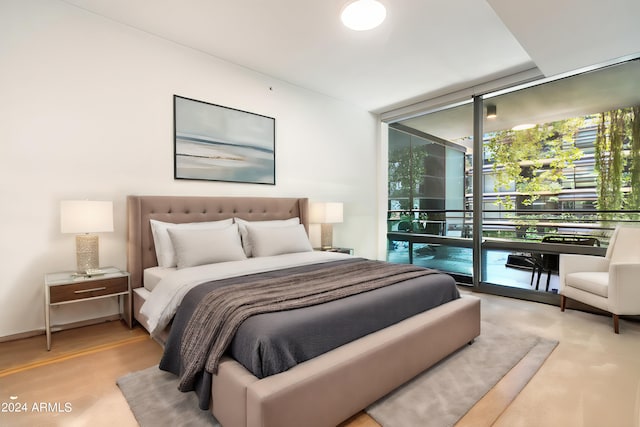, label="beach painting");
[174,95,275,184]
